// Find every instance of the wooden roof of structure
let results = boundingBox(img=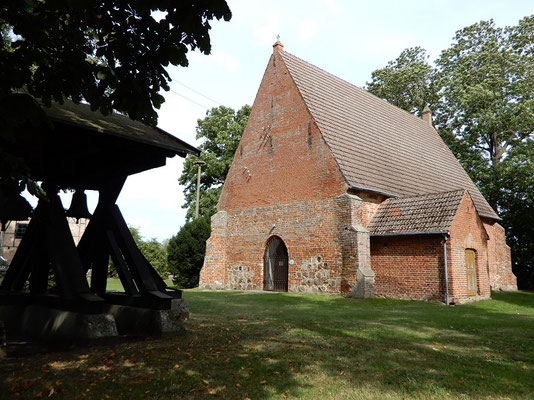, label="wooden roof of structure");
[2,97,199,189]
